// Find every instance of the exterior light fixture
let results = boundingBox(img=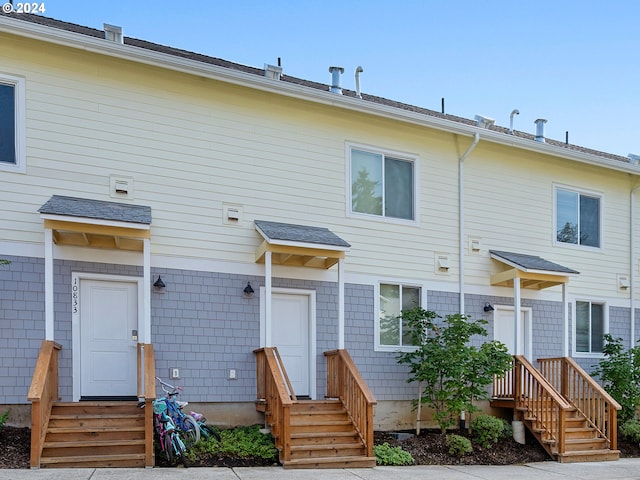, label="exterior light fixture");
[243,282,255,298]
[153,275,166,293]
[483,302,494,313]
